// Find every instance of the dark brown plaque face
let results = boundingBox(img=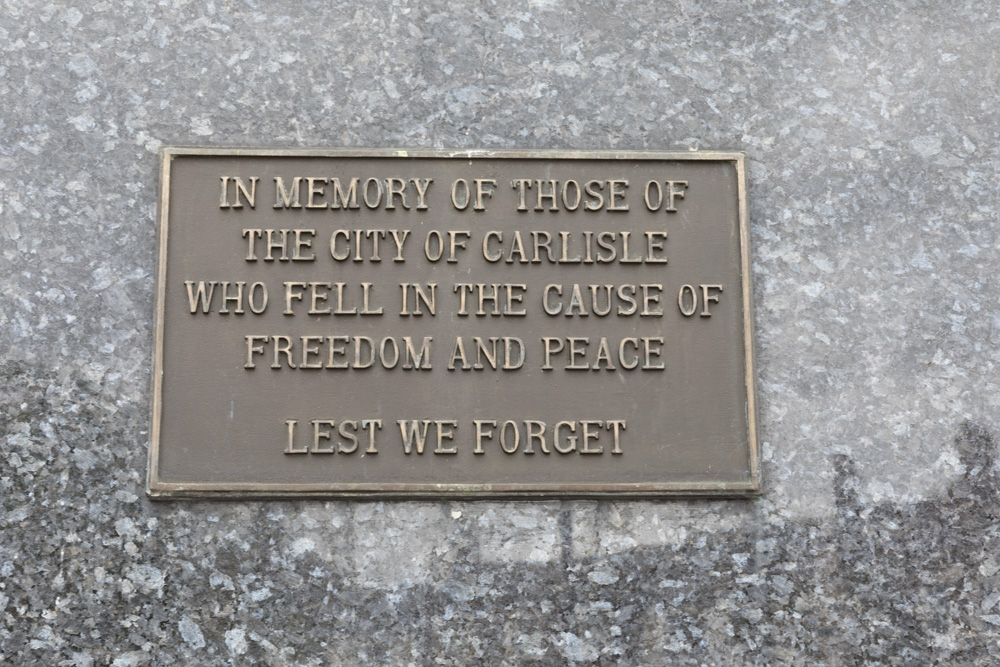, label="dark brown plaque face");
[147,149,758,498]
